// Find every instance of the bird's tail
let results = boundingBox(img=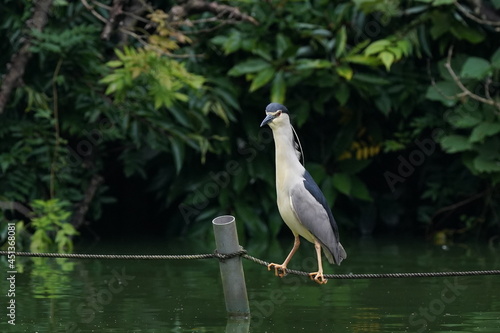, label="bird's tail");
[337,243,347,264]
[322,242,347,265]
